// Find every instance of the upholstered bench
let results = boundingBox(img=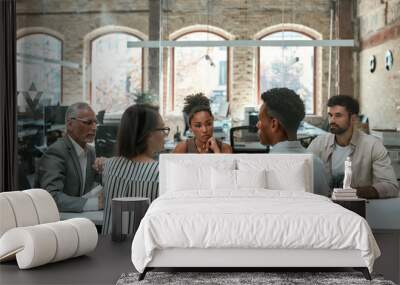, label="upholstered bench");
[0,189,98,269]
